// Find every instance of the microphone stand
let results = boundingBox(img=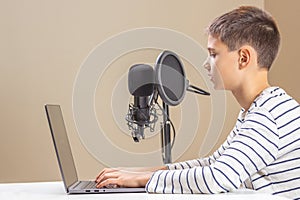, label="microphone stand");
[161,102,172,164]
[160,86,210,164]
